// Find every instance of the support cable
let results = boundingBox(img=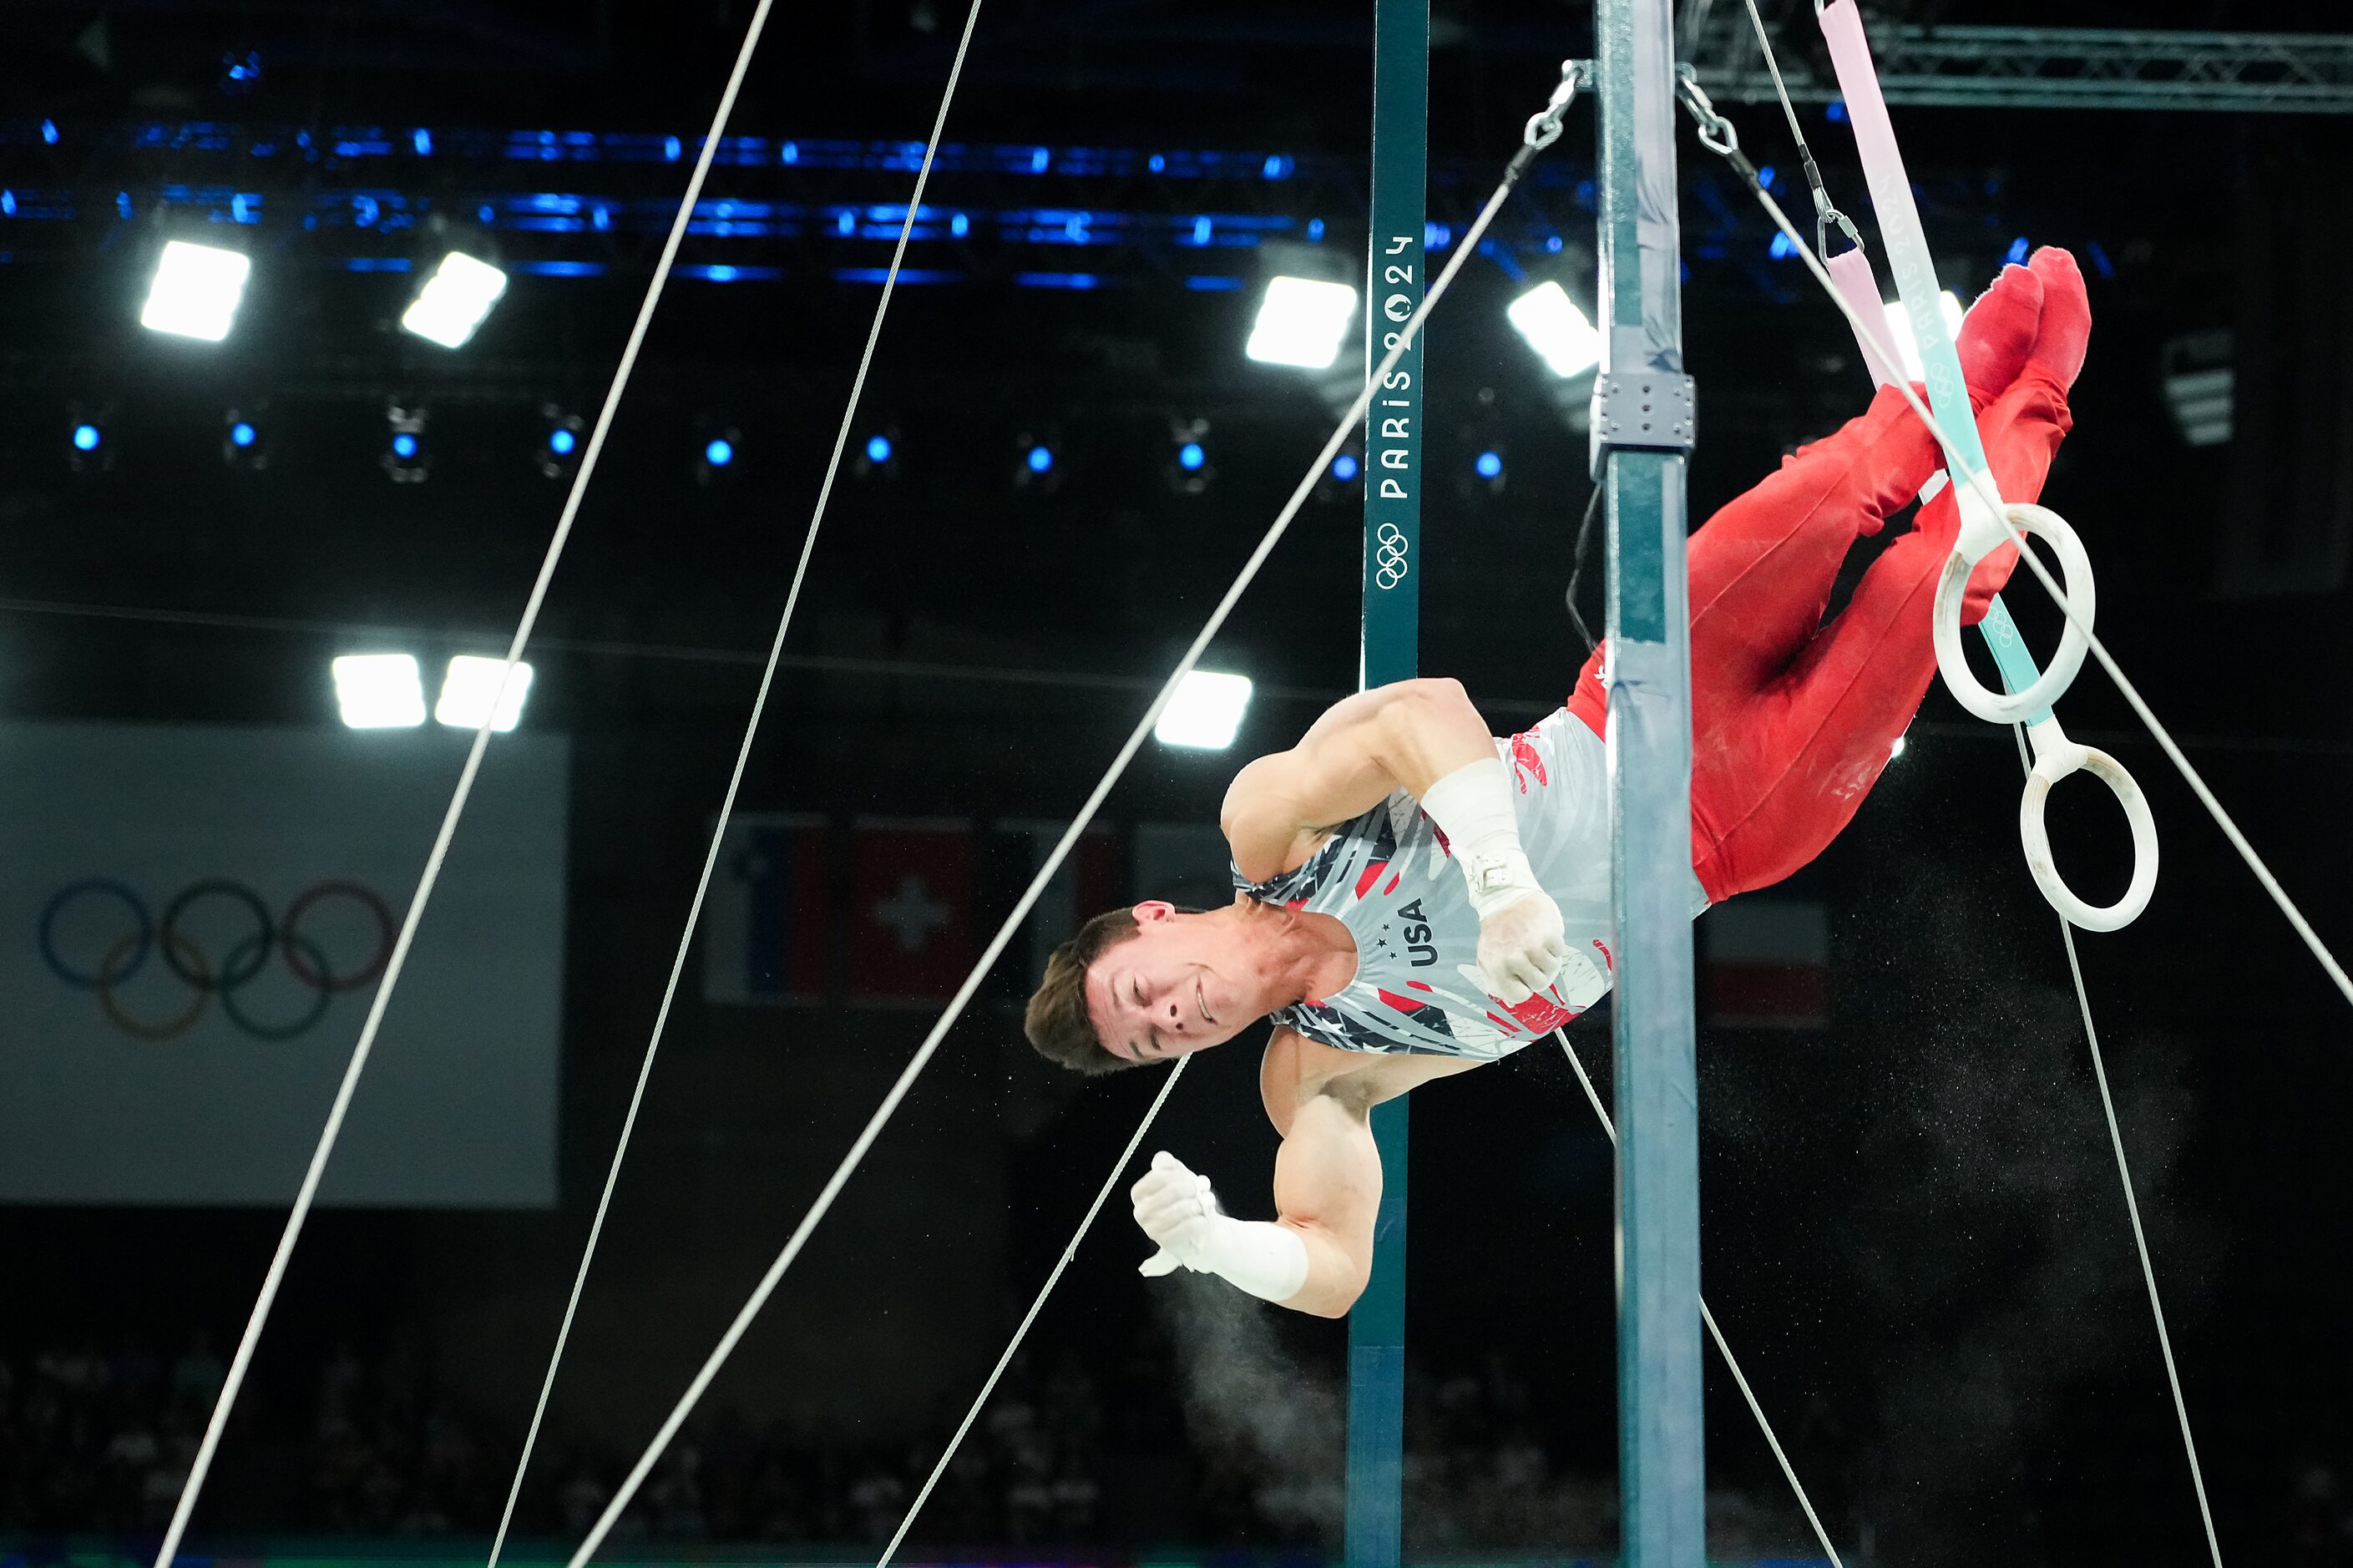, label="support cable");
[2011,726,2226,1568]
[874,1055,1192,1568]
[149,8,787,1563]
[1739,0,1865,258]
[1552,1031,1844,1568]
[482,7,989,1563]
[557,123,1559,1568]
[1675,74,2353,1010]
